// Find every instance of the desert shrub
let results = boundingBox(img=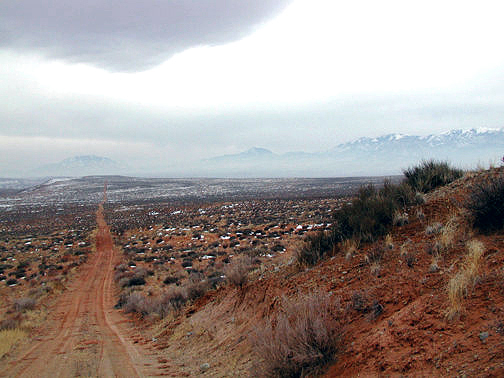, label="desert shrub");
[350,290,370,313]
[181,273,211,302]
[332,185,400,244]
[13,297,36,312]
[224,256,253,288]
[124,276,145,287]
[392,211,409,226]
[381,180,416,209]
[158,287,188,315]
[0,317,21,331]
[6,278,17,286]
[426,222,443,235]
[403,160,463,193]
[123,292,152,316]
[295,231,334,266]
[251,291,341,377]
[163,275,179,285]
[467,176,504,233]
